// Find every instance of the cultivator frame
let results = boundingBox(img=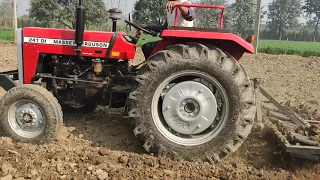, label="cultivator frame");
[253,78,320,161]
